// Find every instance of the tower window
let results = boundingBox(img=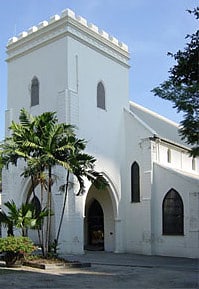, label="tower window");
[31,76,39,106]
[97,82,105,110]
